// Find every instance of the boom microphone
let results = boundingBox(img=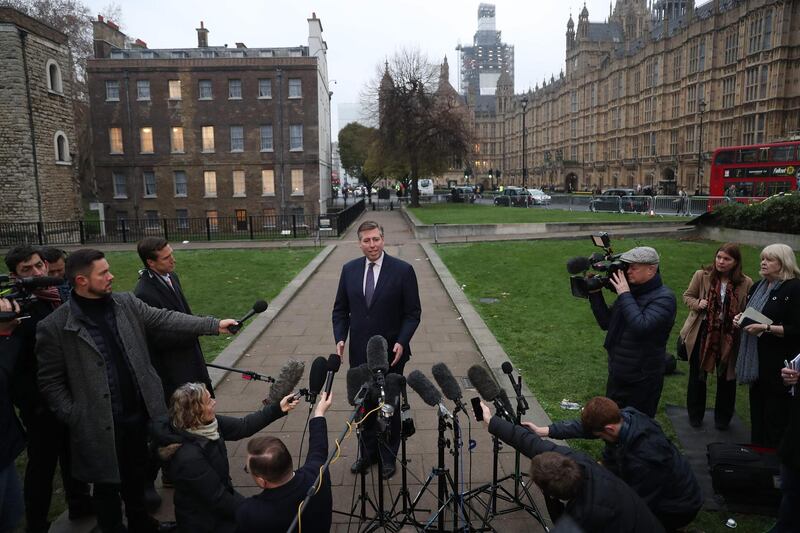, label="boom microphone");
[431,362,466,411]
[407,370,452,419]
[307,357,328,403]
[323,354,341,395]
[366,335,389,375]
[229,299,269,334]
[467,364,514,421]
[566,256,591,275]
[346,365,372,406]
[266,360,305,405]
